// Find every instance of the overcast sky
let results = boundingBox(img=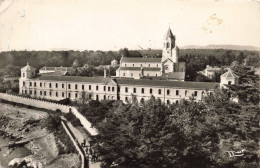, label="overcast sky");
[0,0,259,51]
